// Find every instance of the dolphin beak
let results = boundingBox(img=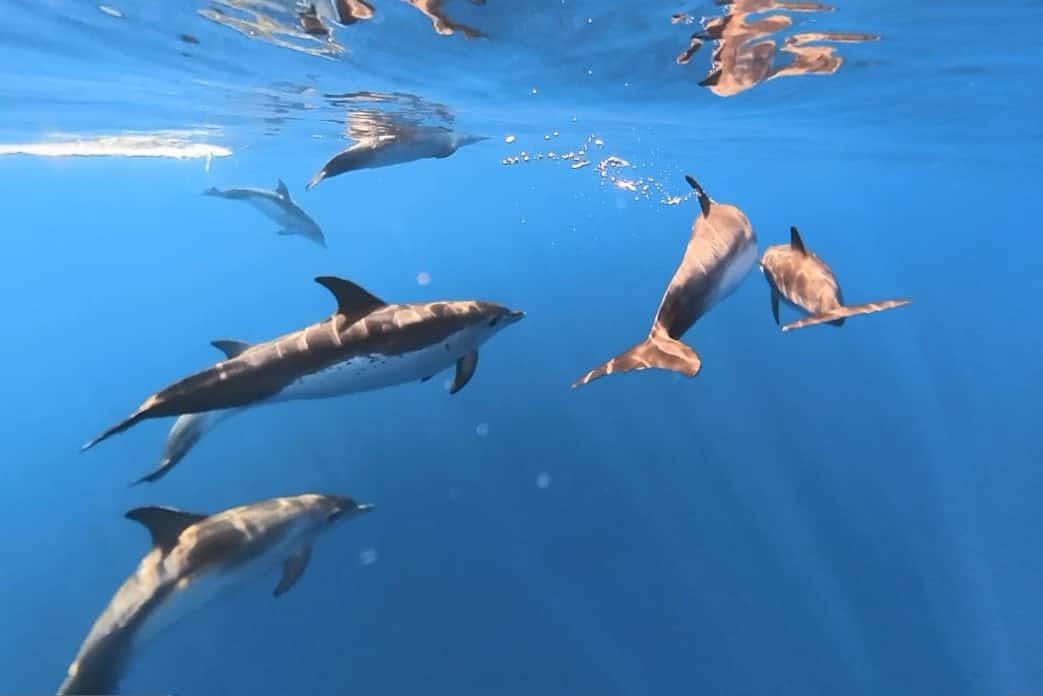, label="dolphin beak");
[355,502,375,514]
[507,310,525,323]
